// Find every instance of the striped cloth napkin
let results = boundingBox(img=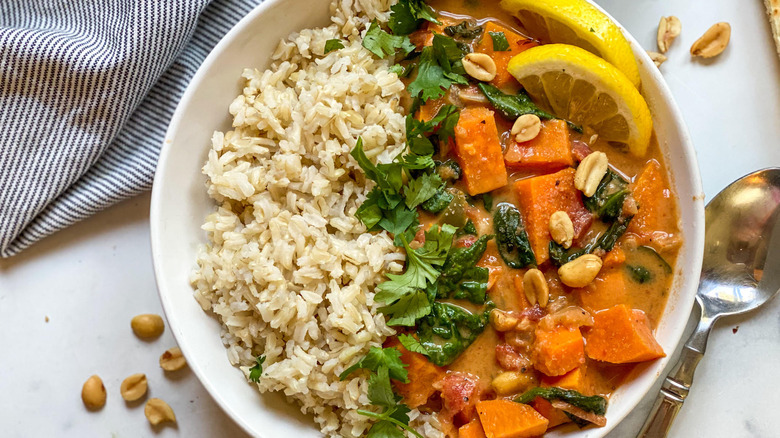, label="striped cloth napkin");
[0,0,260,257]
